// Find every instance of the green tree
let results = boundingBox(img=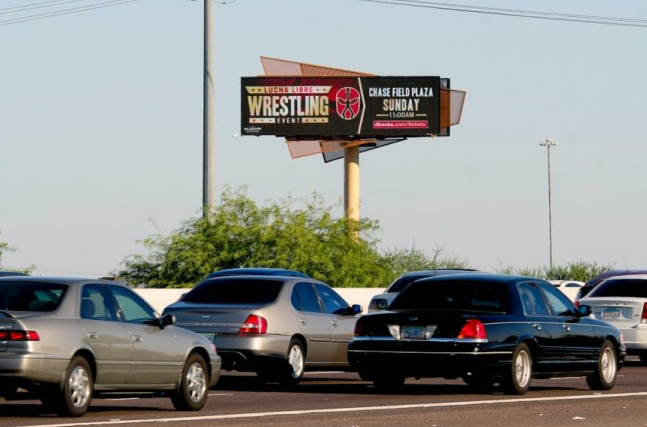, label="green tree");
[118,187,393,288]
[382,245,472,278]
[0,231,12,269]
[495,261,613,283]
[0,231,34,273]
